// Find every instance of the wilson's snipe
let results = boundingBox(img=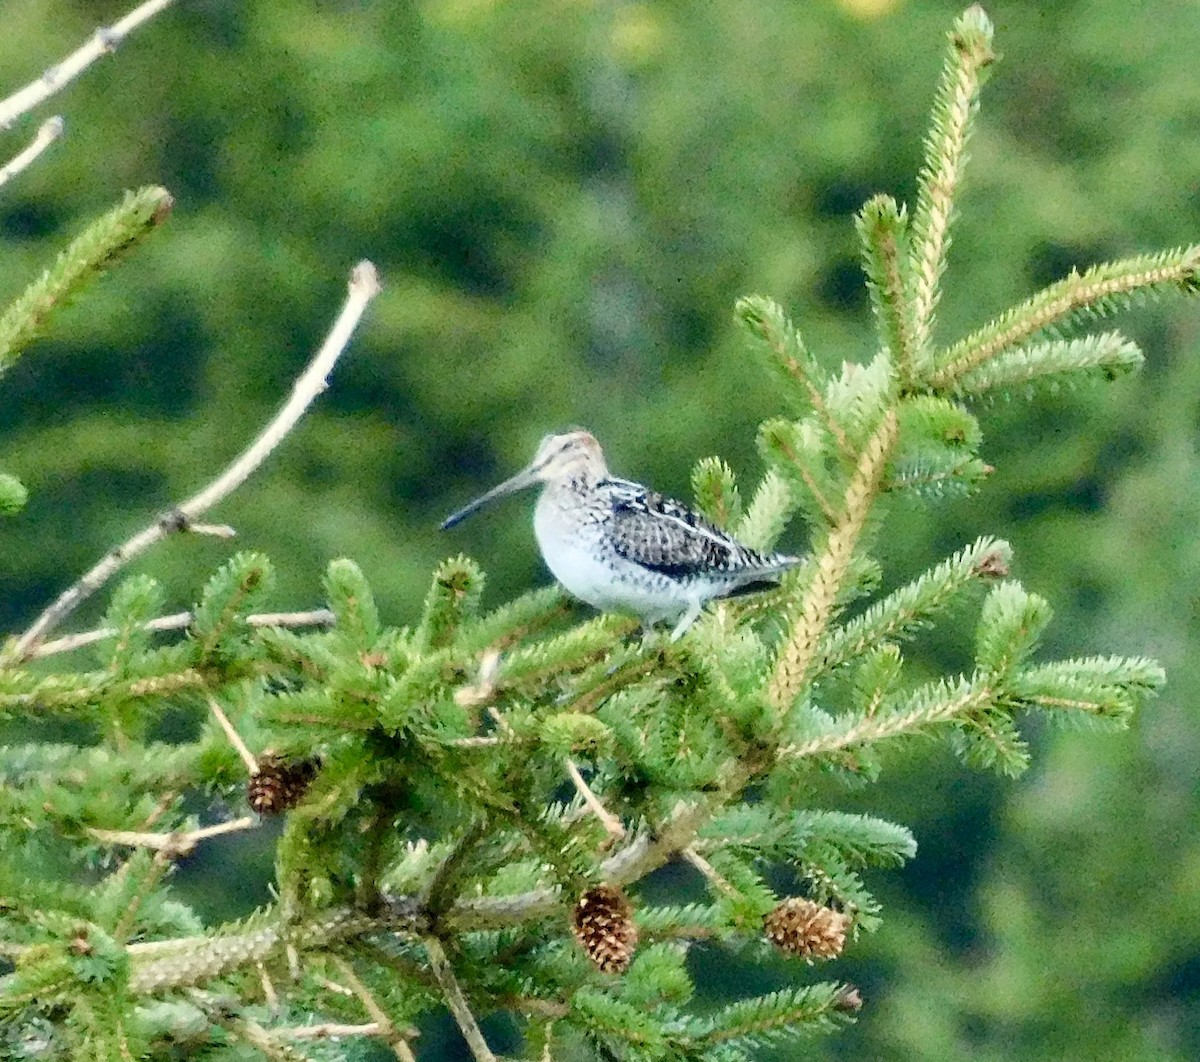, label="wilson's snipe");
[442,430,800,639]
